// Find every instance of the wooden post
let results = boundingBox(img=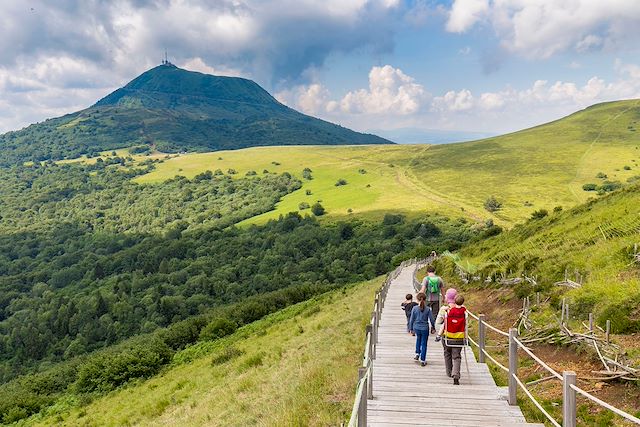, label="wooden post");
[508,328,518,406]
[589,313,594,333]
[562,371,577,427]
[478,314,486,363]
[367,362,373,399]
[606,320,611,343]
[357,368,368,427]
[365,324,373,361]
